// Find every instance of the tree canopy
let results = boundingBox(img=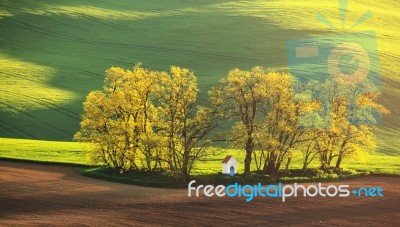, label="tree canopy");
[76,64,388,181]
